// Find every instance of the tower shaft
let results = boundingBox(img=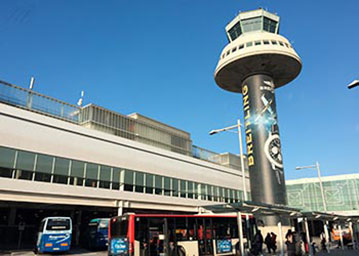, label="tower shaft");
[242,74,287,223]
